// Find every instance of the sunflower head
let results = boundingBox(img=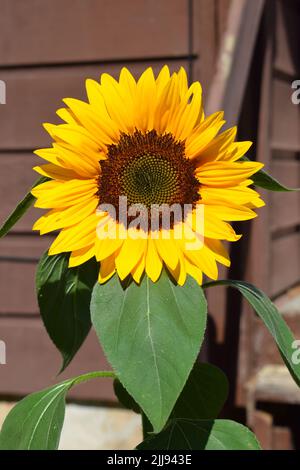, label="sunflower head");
[98,129,200,228]
[31,66,264,286]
